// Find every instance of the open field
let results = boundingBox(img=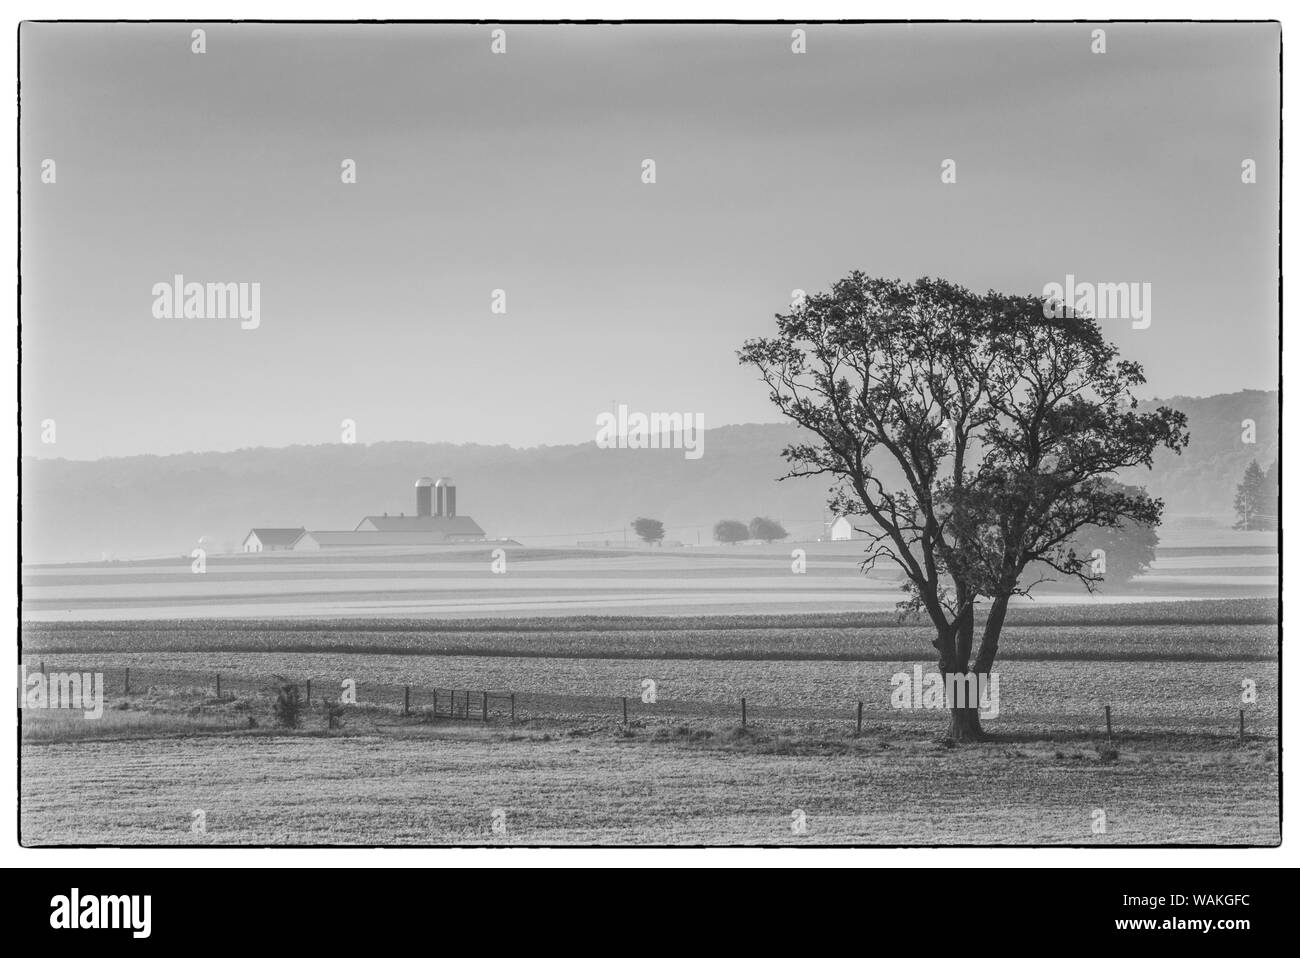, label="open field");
[19,541,1280,846]
[22,599,1278,661]
[19,533,1279,621]
[21,724,1277,845]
